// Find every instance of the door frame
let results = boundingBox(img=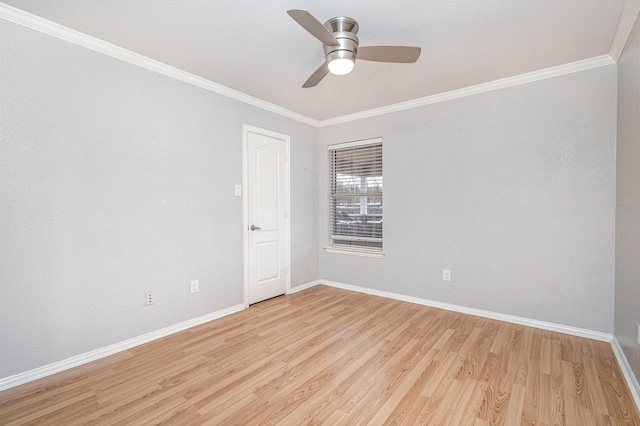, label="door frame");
[242,124,291,307]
